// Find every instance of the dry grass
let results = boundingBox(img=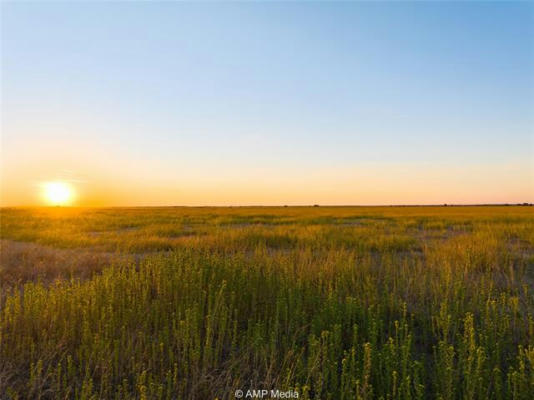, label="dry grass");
[0,240,135,289]
[0,206,533,399]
